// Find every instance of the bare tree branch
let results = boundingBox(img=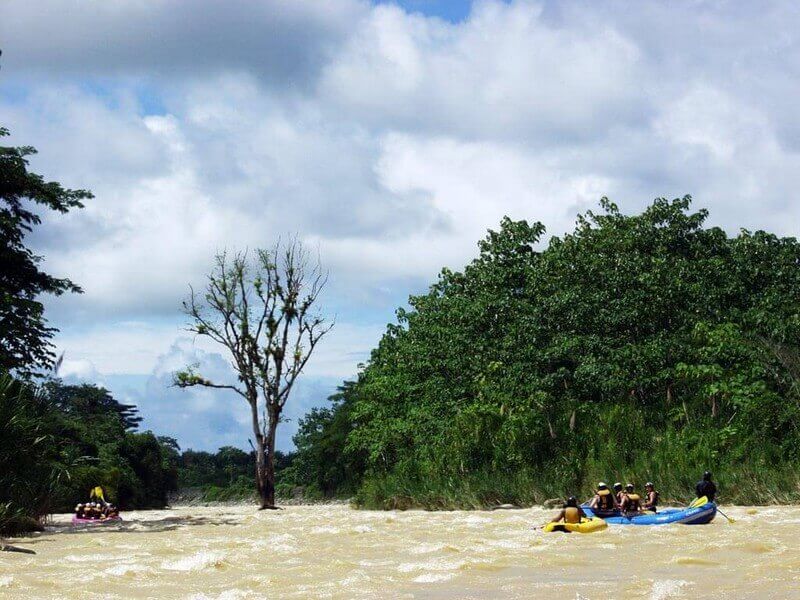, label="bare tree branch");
[173,237,332,508]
